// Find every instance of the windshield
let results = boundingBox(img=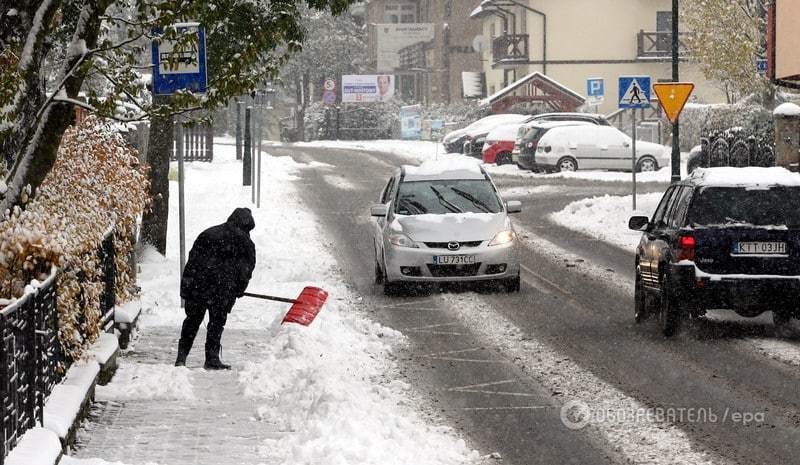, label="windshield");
[395,179,503,215]
[687,186,800,227]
